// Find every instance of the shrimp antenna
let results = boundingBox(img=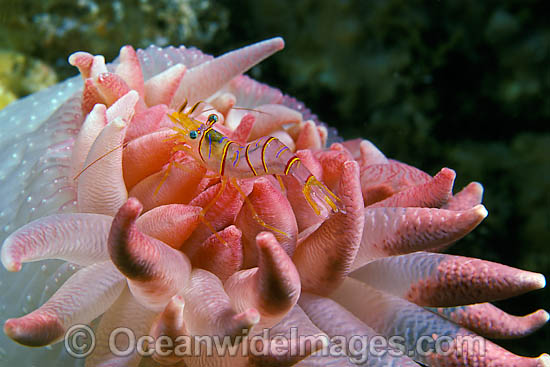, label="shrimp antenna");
[201,107,273,116]
[179,98,272,118]
[188,100,205,115]
[73,141,129,181]
[177,99,210,117]
[178,99,188,113]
